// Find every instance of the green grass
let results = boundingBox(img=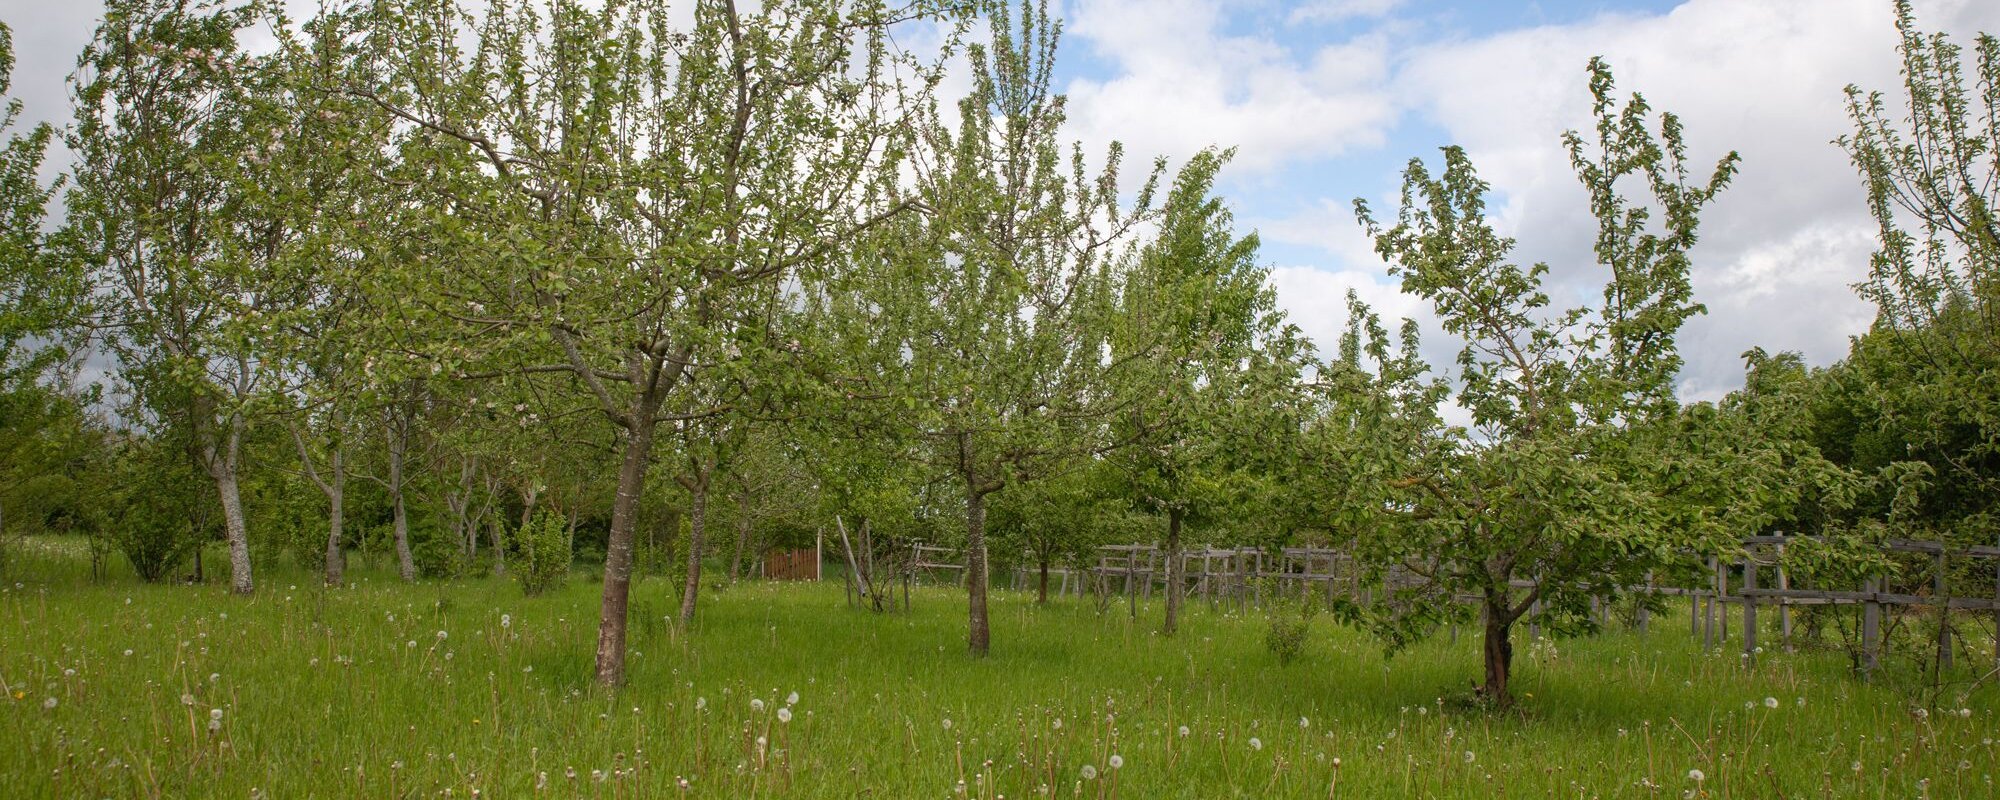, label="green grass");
[2,536,1996,798]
